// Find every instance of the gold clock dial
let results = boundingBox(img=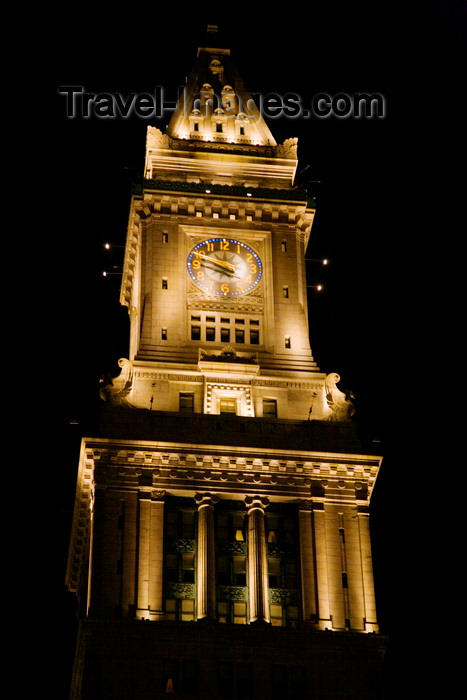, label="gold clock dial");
[187,238,262,296]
